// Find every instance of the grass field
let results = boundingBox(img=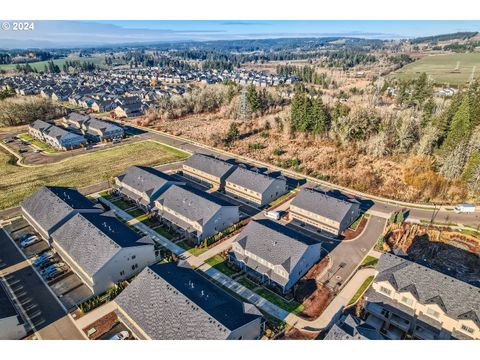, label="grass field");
[0,56,105,72]
[0,140,189,210]
[394,53,480,86]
